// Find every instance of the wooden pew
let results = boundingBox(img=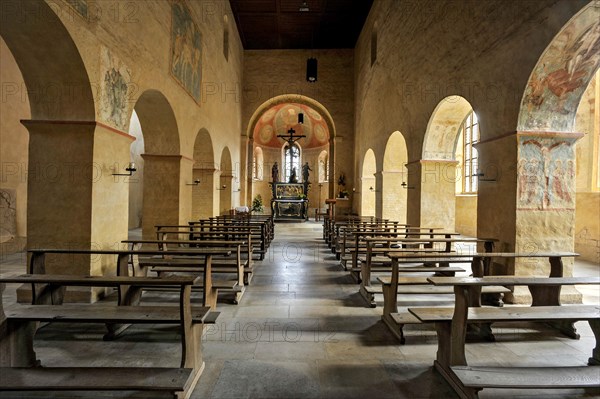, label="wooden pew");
[333,220,400,259]
[379,251,514,343]
[123,238,250,303]
[359,236,495,306]
[158,223,268,261]
[323,216,387,251]
[210,215,274,242]
[409,275,600,399]
[336,223,406,266]
[202,217,273,249]
[28,248,230,316]
[345,231,463,277]
[0,274,216,398]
